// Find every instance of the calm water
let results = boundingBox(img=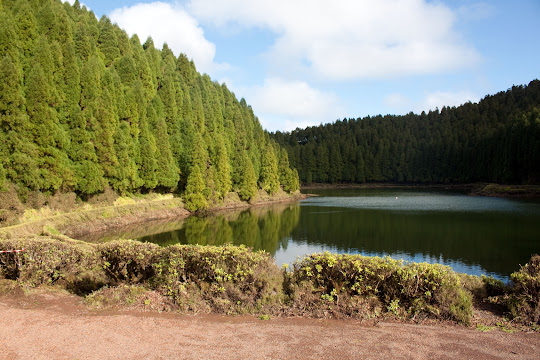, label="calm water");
[79,188,540,281]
